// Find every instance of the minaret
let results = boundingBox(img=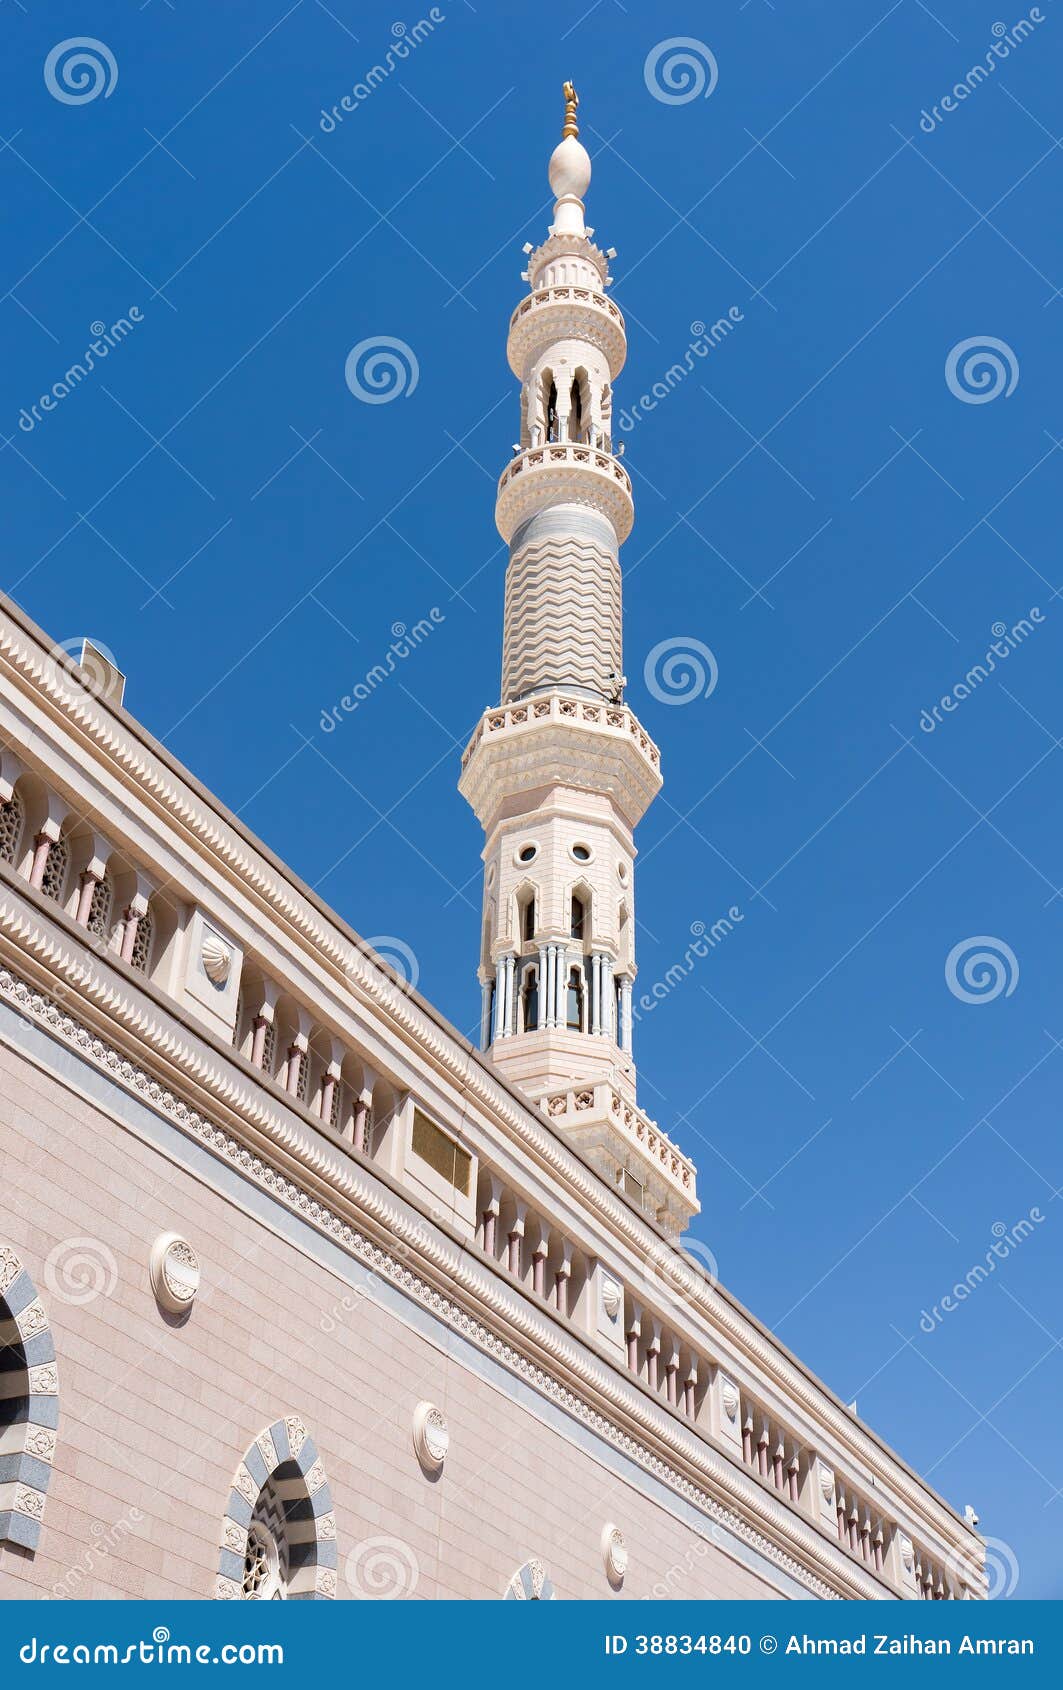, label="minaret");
[460,86,698,1236]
